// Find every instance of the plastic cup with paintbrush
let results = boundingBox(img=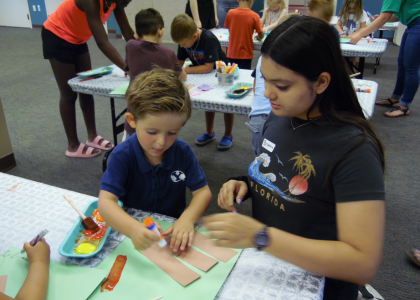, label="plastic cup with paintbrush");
[63,196,99,231]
